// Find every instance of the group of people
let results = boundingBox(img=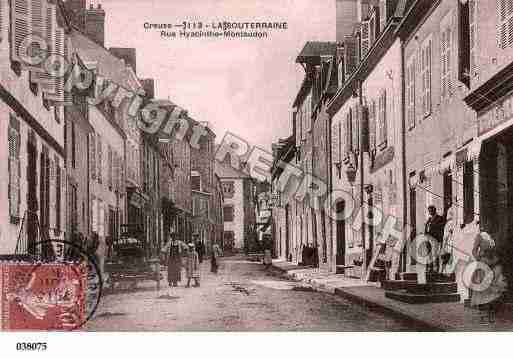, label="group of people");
[424,203,508,322]
[163,233,223,292]
[300,243,319,267]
